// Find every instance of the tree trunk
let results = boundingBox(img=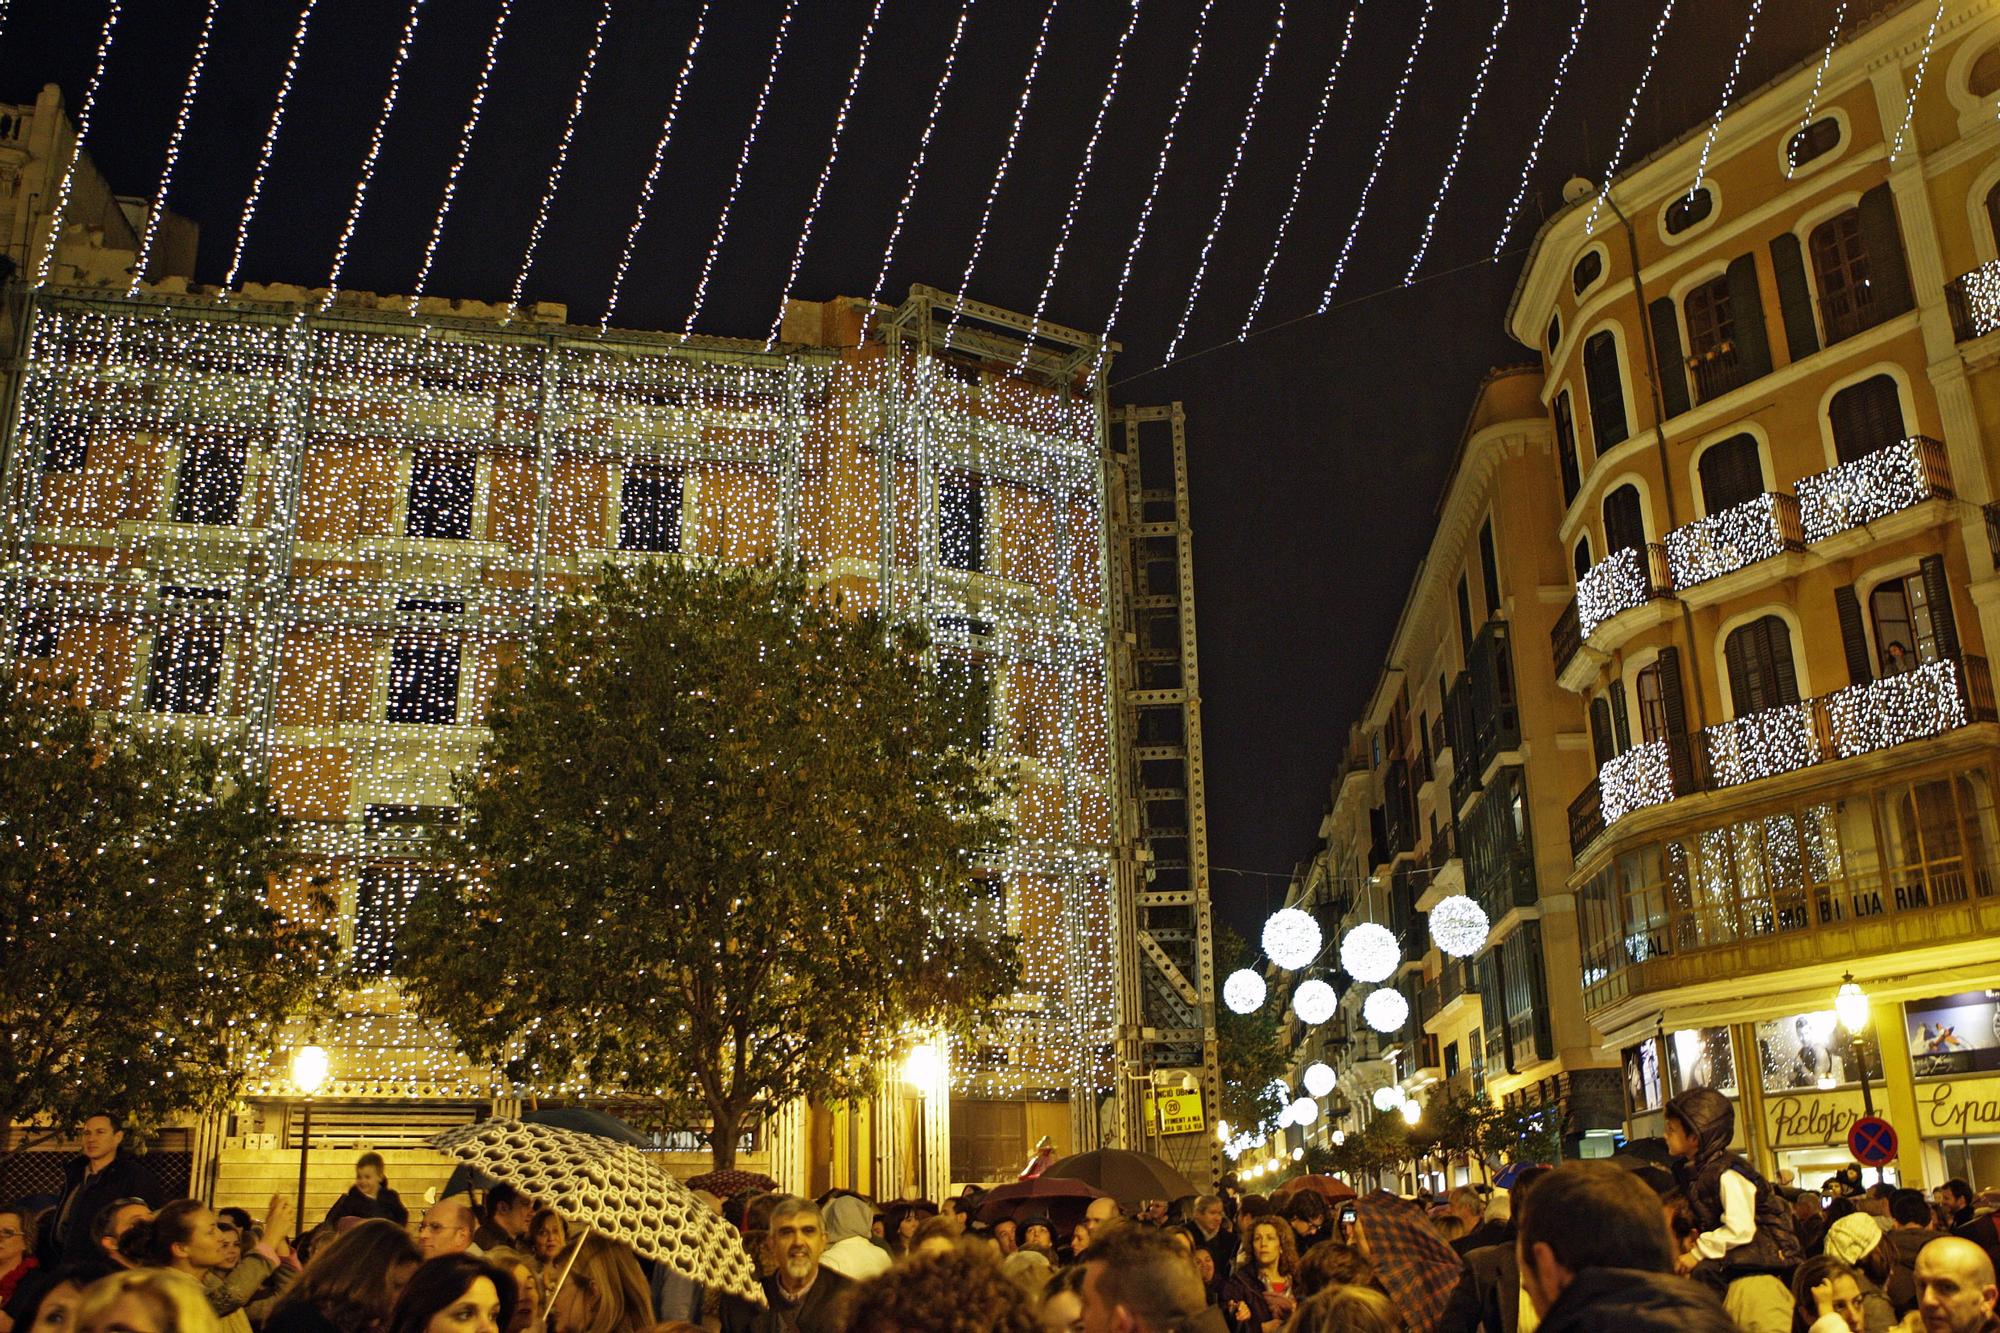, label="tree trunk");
[708,1104,741,1172]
